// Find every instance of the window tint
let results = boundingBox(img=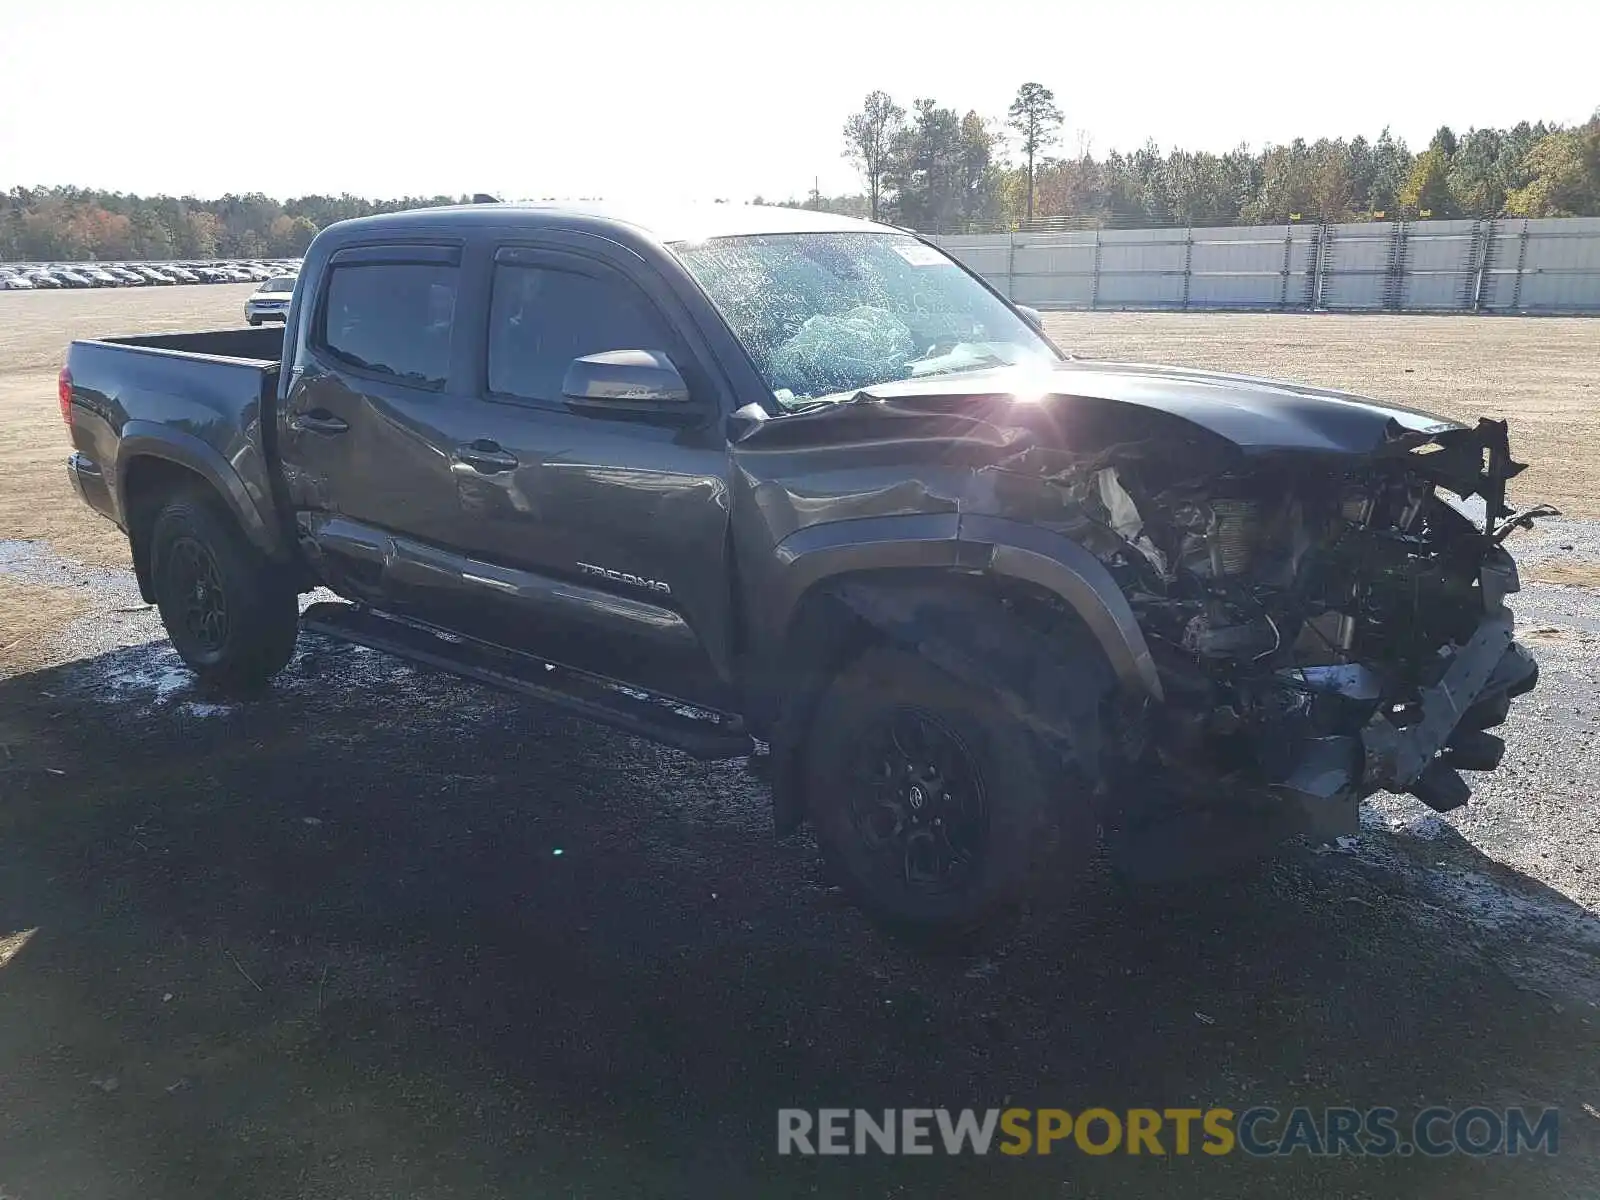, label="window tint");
[319,262,457,387]
[487,264,674,402]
